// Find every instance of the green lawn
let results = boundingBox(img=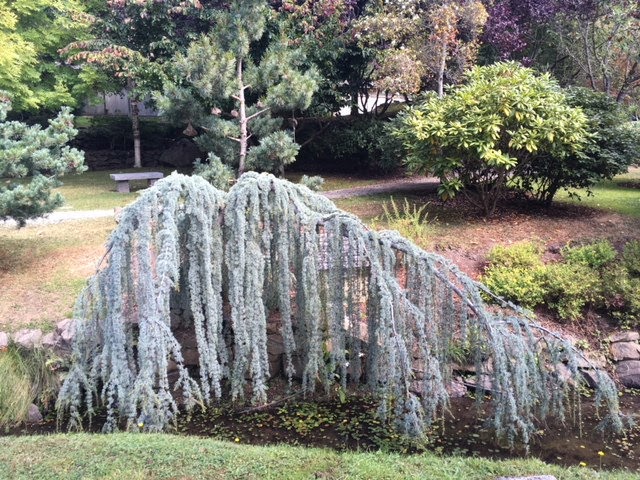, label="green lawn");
[556,167,640,217]
[54,168,176,211]
[52,170,384,212]
[0,433,633,480]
